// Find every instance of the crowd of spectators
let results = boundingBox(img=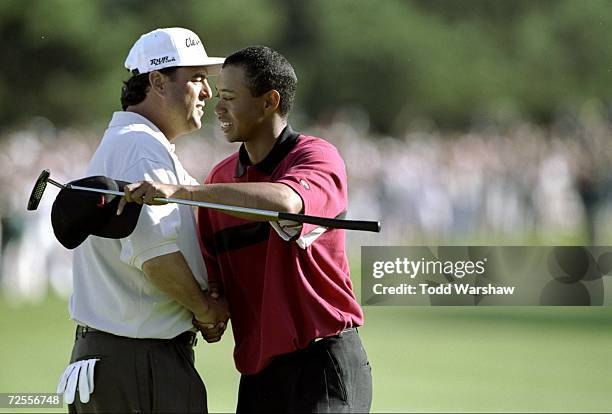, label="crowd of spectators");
[2,112,612,302]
